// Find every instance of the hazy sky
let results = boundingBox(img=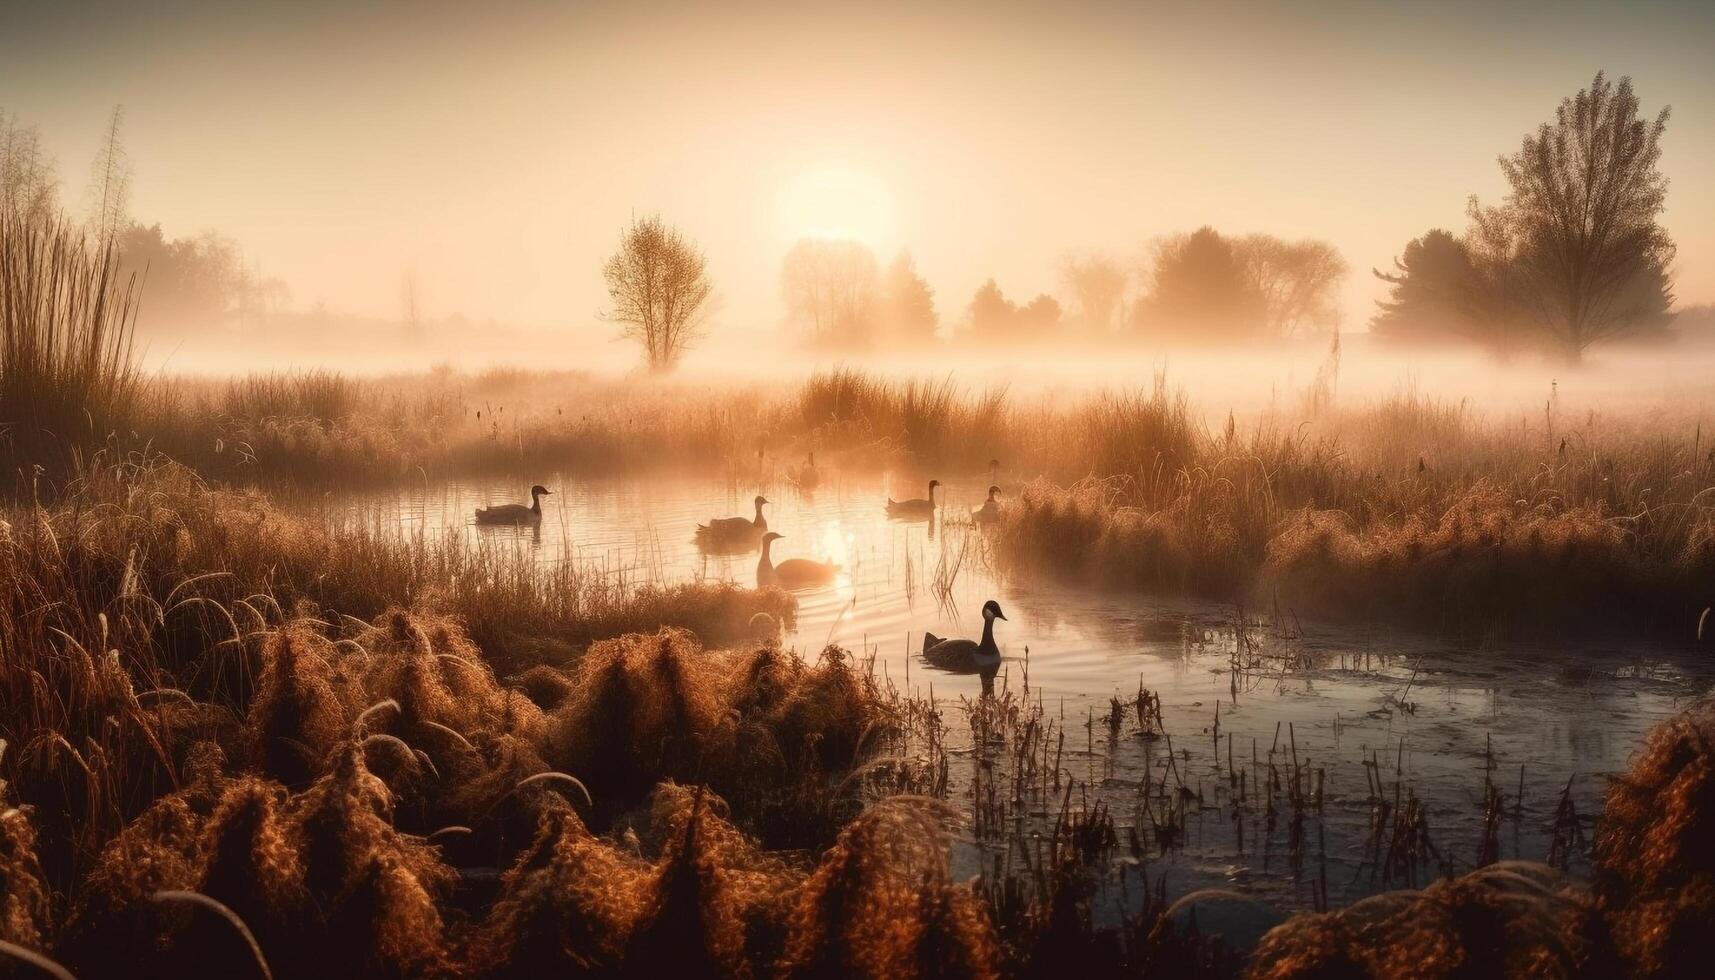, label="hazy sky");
[4,0,1713,339]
